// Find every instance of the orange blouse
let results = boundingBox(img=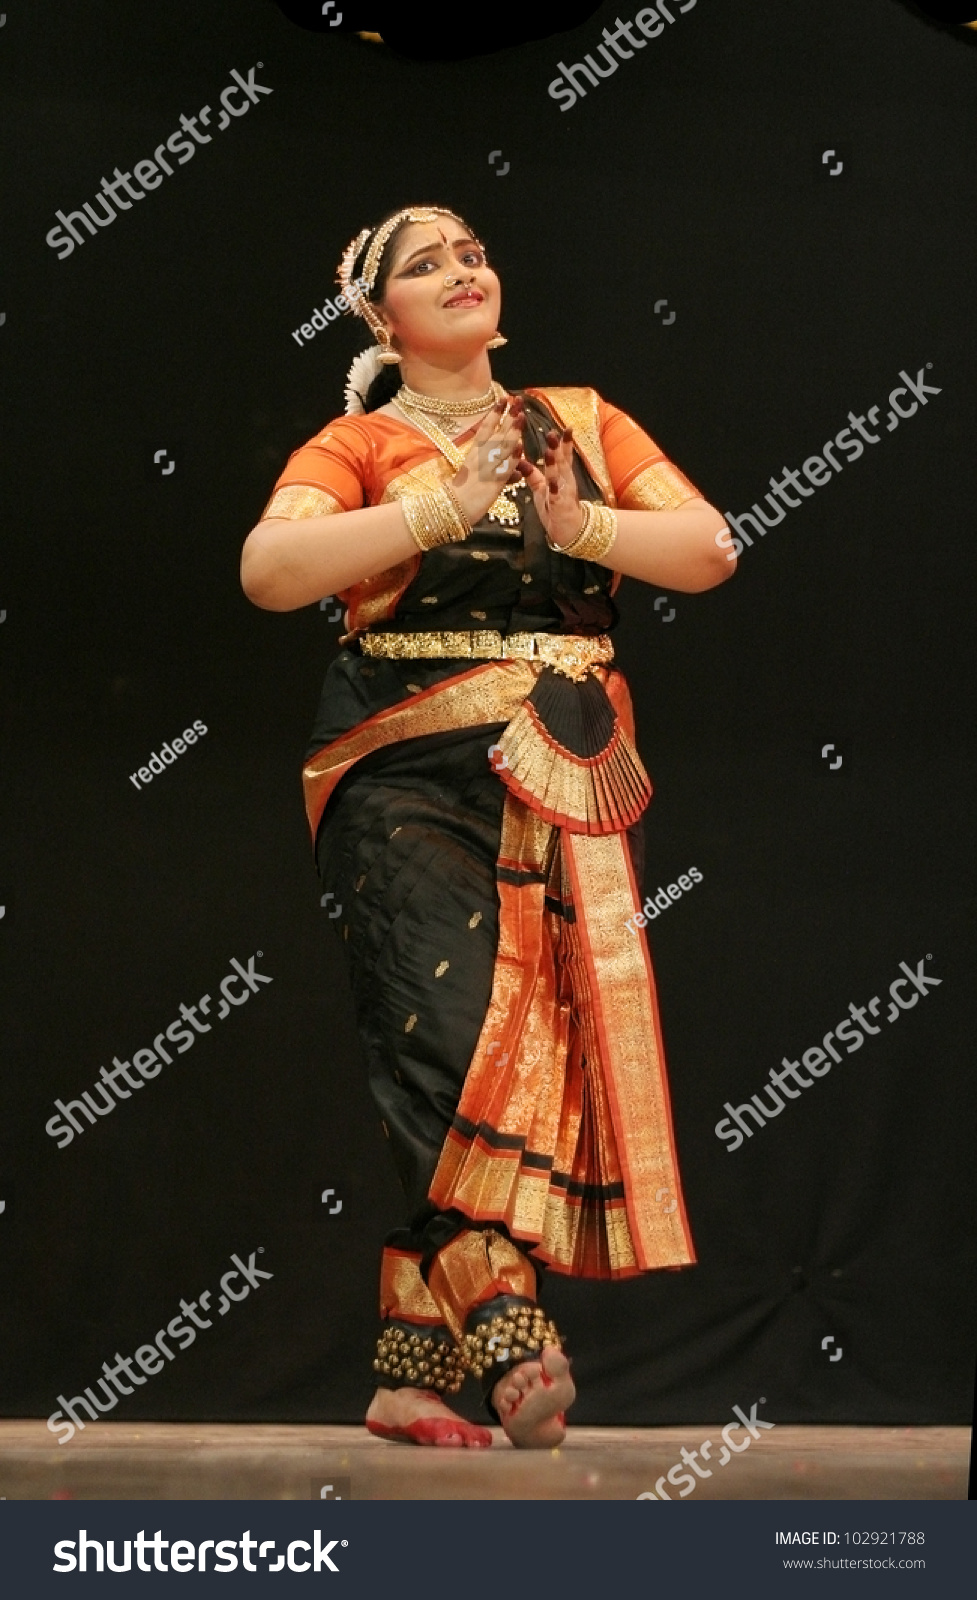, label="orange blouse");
[261,386,701,632]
